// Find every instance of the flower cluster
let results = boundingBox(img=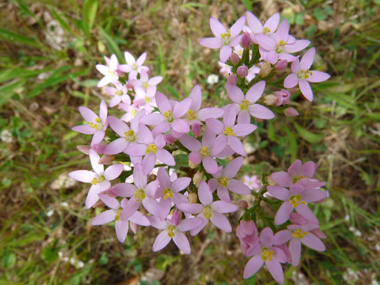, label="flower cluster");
[69,10,330,284]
